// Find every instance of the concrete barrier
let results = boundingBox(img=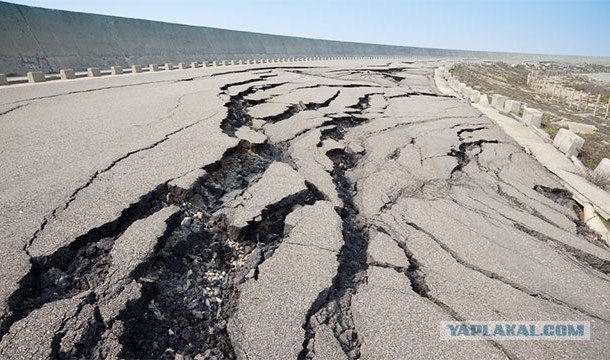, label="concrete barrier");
[491,94,507,110]
[149,64,159,72]
[131,65,142,73]
[60,69,75,80]
[165,63,174,70]
[469,90,480,103]
[479,94,490,105]
[593,158,610,179]
[503,99,521,114]
[27,71,45,83]
[553,128,585,157]
[211,61,217,66]
[110,66,123,75]
[6,2,599,76]
[522,108,543,128]
[0,74,7,85]
[87,67,100,77]
[178,62,187,69]
[458,83,467,93]
[583,203,609,238]
[191,62,199,68]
